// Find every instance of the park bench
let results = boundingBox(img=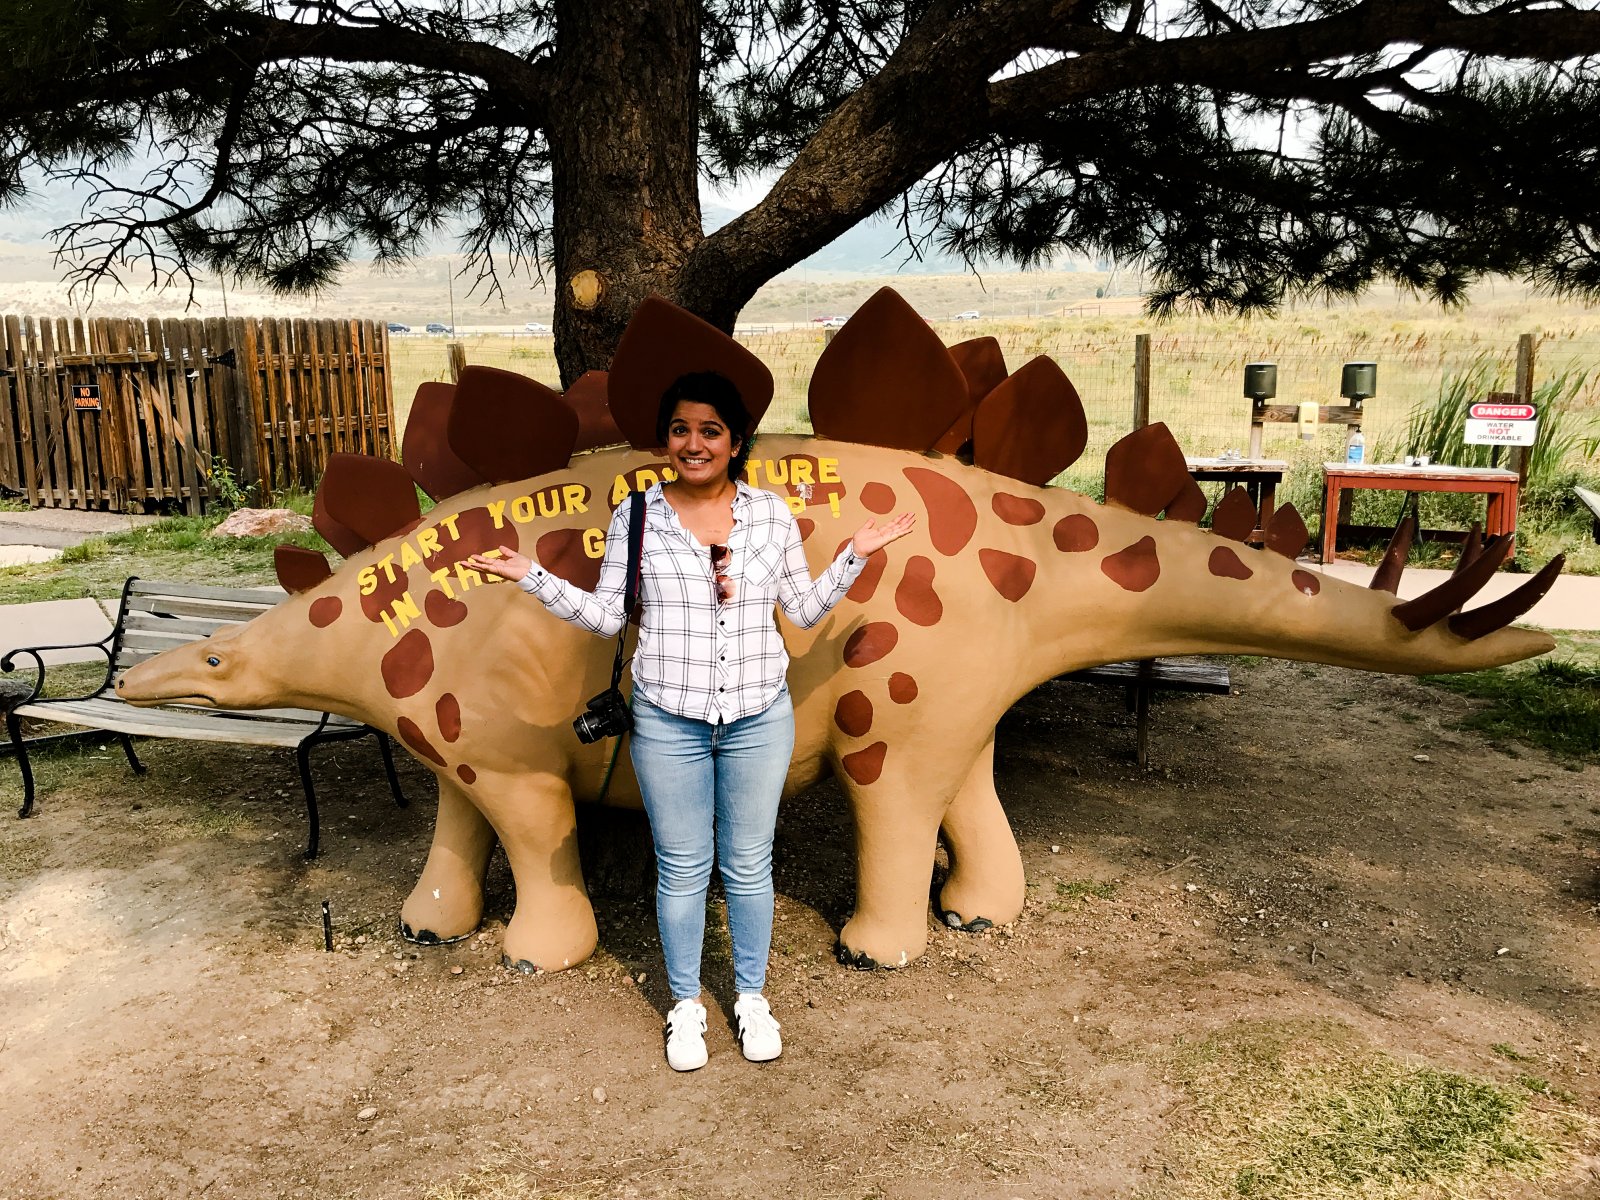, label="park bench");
[1576,486,1600,544]
[1,577,405,859]
[1055,657,1232,768]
